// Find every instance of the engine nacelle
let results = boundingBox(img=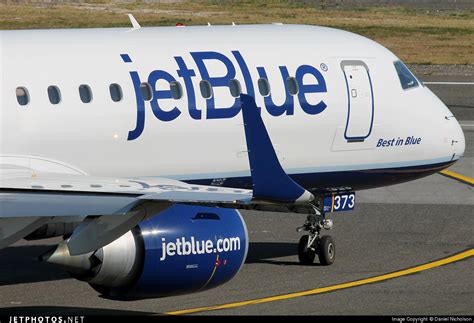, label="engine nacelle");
[42,204,248,299]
